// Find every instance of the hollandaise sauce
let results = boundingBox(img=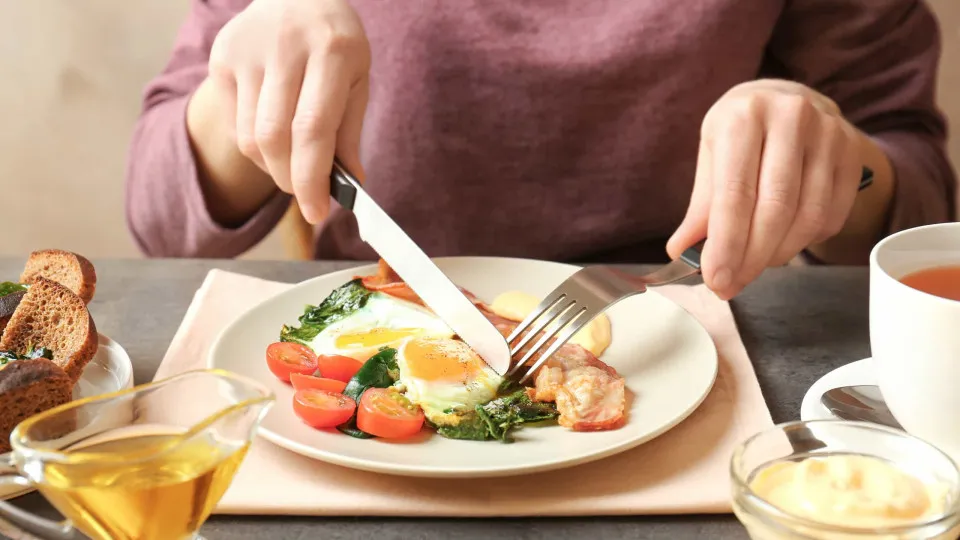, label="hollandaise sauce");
[37,426,248,540]
[749,454,950,530]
